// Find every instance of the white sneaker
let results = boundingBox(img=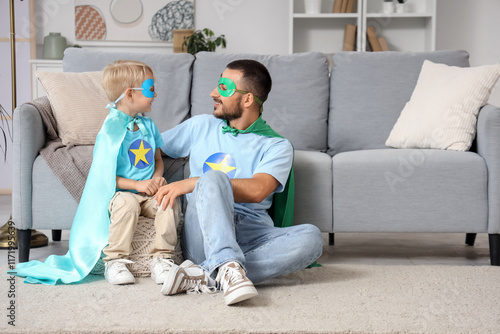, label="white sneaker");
[161,260,216,295]
[216,261,258,305]
[104,259,135,285]
[150,257,176,284]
